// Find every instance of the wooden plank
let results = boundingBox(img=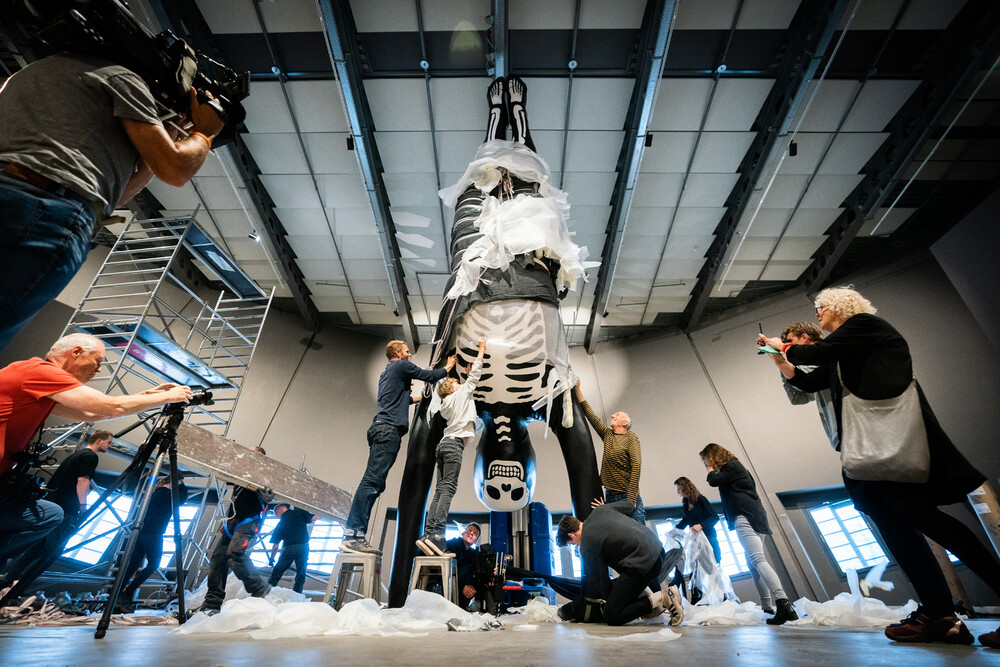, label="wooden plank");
[174,421,351,521]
